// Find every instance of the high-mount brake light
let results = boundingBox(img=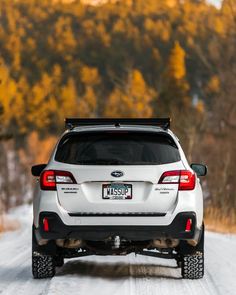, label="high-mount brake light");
[40,170,77,191]
[158,170,196,190]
